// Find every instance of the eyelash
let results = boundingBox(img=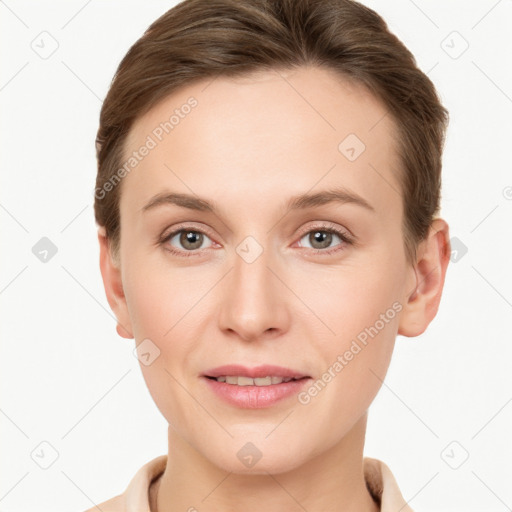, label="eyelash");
[158,223,354,258]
